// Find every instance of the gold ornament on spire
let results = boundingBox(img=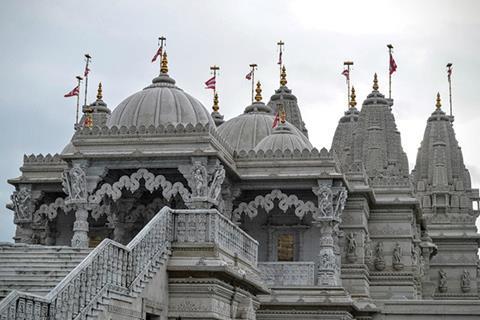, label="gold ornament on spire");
[96,82,103,100]
[160,52,168,74]
[373,73,379,91]
[280,65,288,86]
[349,86,357,108]
[213,93,219,112]
[436,92,442,109]
[255,81,262,102]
